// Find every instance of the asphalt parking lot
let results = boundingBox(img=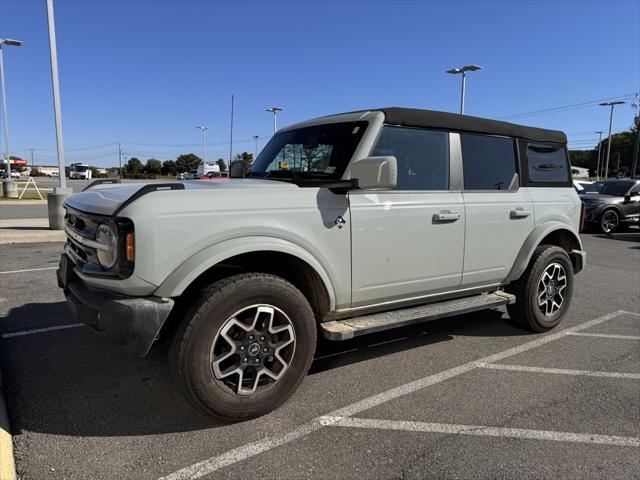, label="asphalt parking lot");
[0,231,638,479]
